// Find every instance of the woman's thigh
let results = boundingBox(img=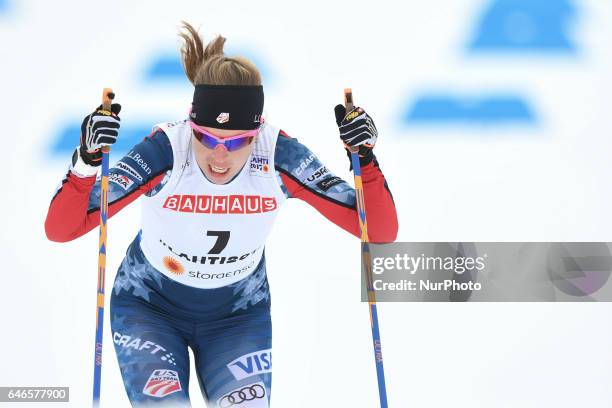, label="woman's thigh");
[192,306,272,408]
[111,293,192,407]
